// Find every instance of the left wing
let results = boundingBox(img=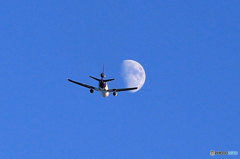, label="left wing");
[108,87,138,92]
[67,78,98,91]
